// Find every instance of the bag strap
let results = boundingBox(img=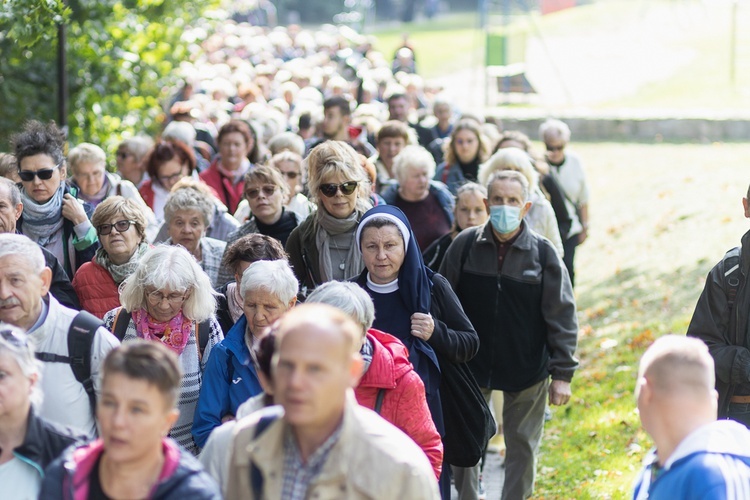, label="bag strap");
[374,388,386,414]
[724,249,742,311]
[196,319,211,362]
[250,414,278,498]
[67,311,103,416]
[441,165,450,184]
[112,309,132,341]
